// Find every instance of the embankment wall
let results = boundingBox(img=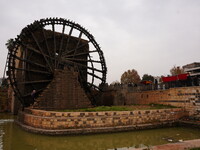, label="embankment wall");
[17,108,187,135]
[0,87,10,112]
[123,86,200,115]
